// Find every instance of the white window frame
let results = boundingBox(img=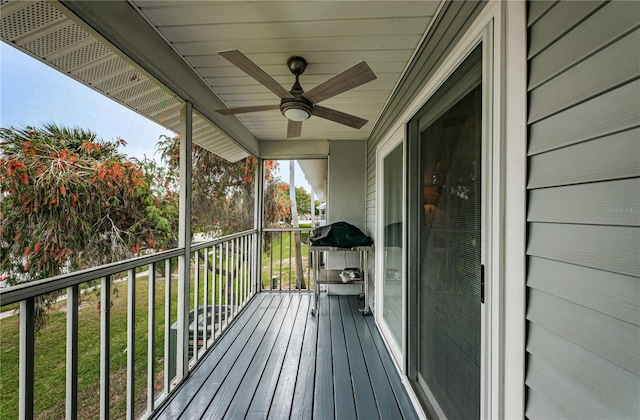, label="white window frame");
[375,126,406,370]
[372,1,527,418]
